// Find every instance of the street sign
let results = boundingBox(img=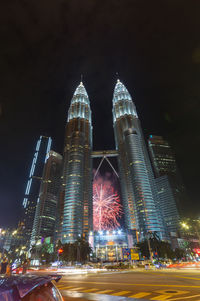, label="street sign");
[122,248,139,260]
[131,252,140,260]
[122,248,130,260]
